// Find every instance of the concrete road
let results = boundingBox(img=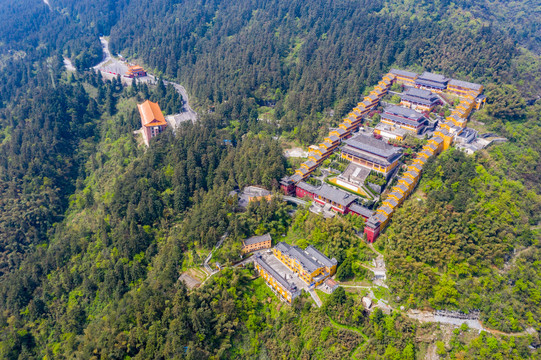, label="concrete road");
[93,37,198,127]
[94,37,112,70]
[164,80,198,126]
